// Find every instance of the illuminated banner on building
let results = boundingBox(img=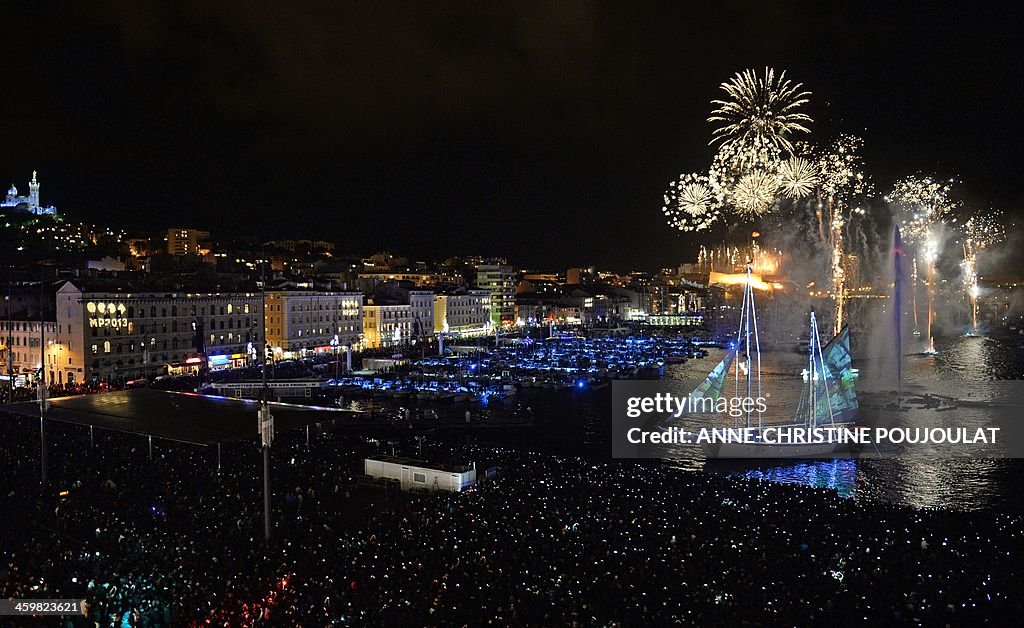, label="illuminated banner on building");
[86,301,129,330]
[342,300,361,316]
